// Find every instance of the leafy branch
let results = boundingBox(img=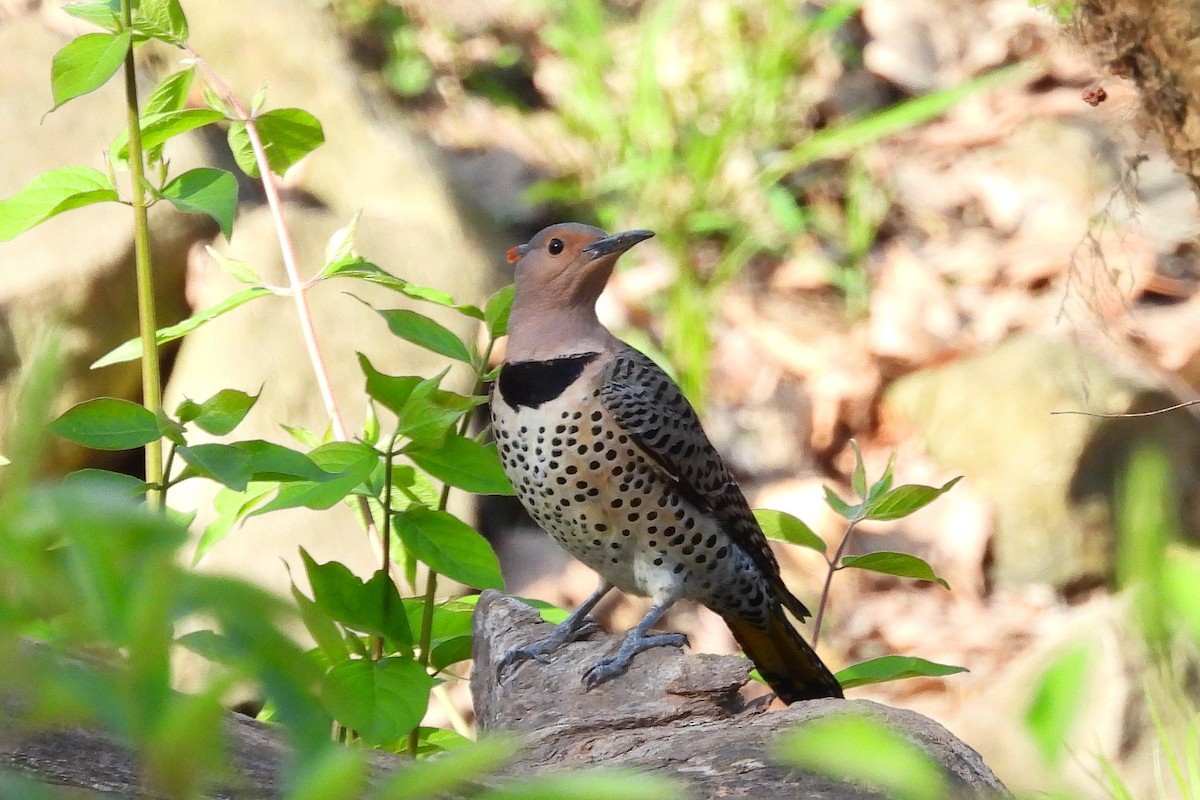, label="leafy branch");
[757,439,963,688]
